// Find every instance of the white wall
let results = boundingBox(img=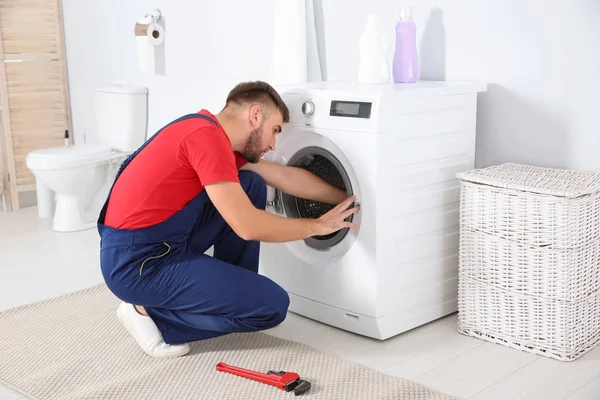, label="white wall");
[61,0,278,146]
[318,0,600,171]
[61,0,600,171]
